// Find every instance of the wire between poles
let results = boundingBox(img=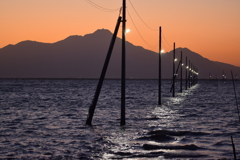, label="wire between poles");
[85,0,120,12]
[128,0,158,31]
[127,10,158,49]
